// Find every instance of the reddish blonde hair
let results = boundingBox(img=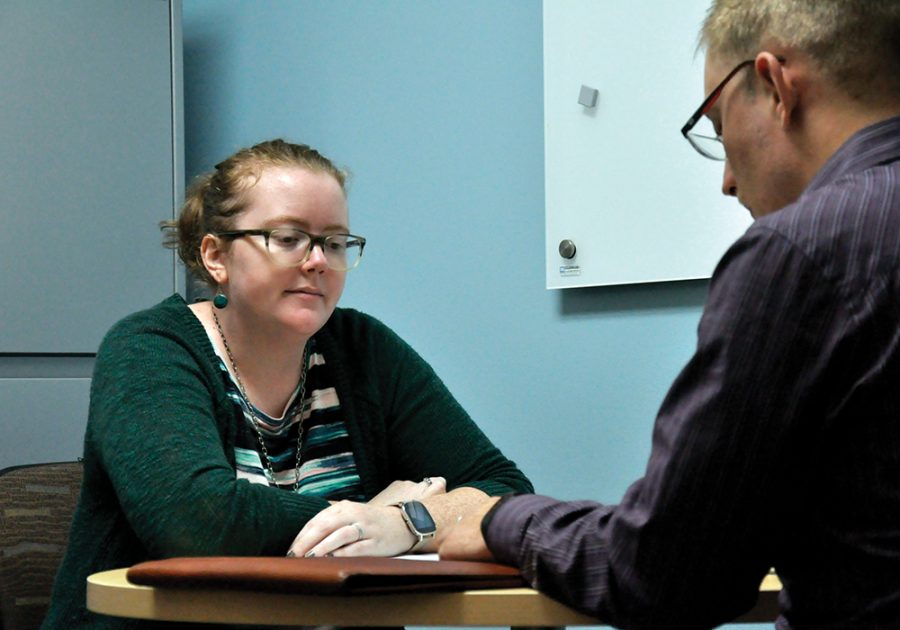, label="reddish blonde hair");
[161,139,347,286]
